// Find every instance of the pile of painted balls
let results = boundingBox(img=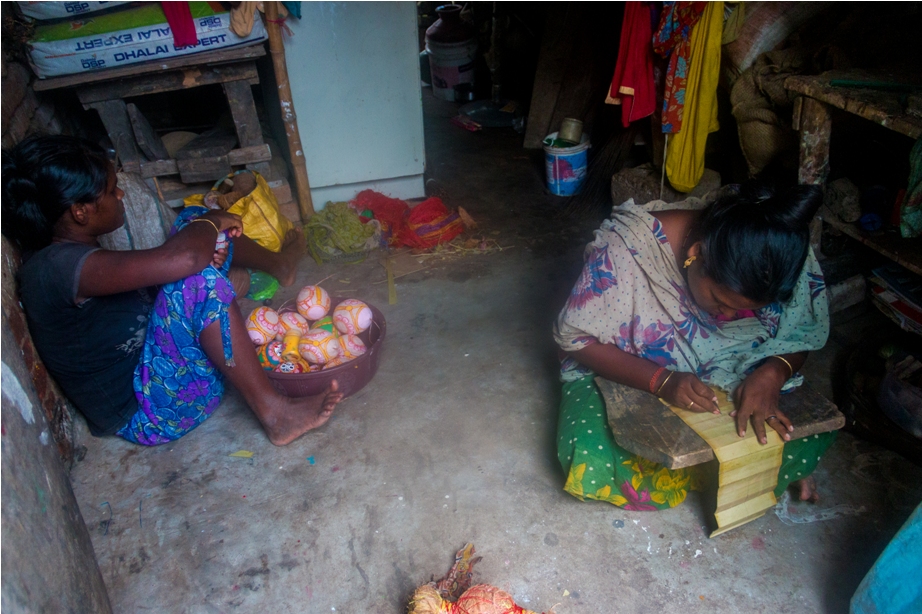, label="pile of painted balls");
[245,285,374,374]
